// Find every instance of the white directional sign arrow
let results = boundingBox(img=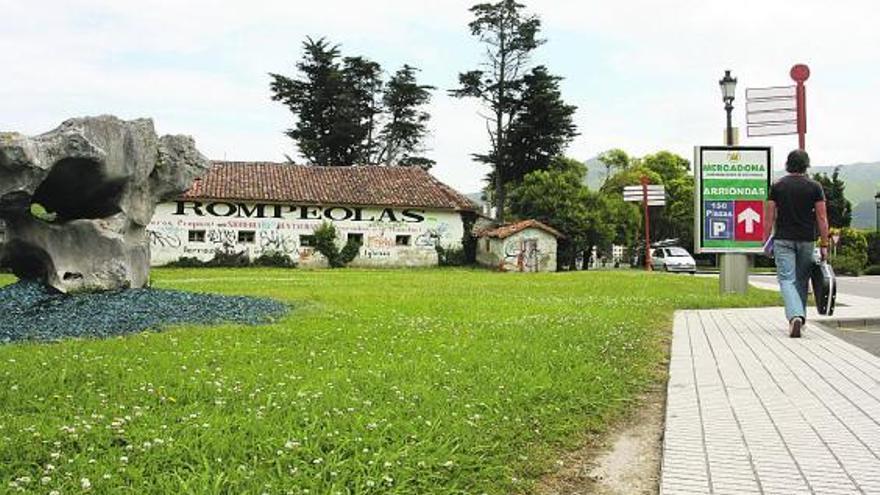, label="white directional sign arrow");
[737,207,761,234]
